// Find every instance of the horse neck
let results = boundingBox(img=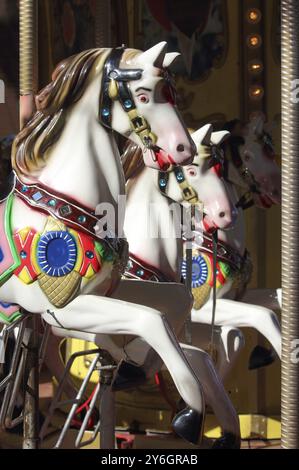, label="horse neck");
[124,166,182,281]
[36,76,125,215]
